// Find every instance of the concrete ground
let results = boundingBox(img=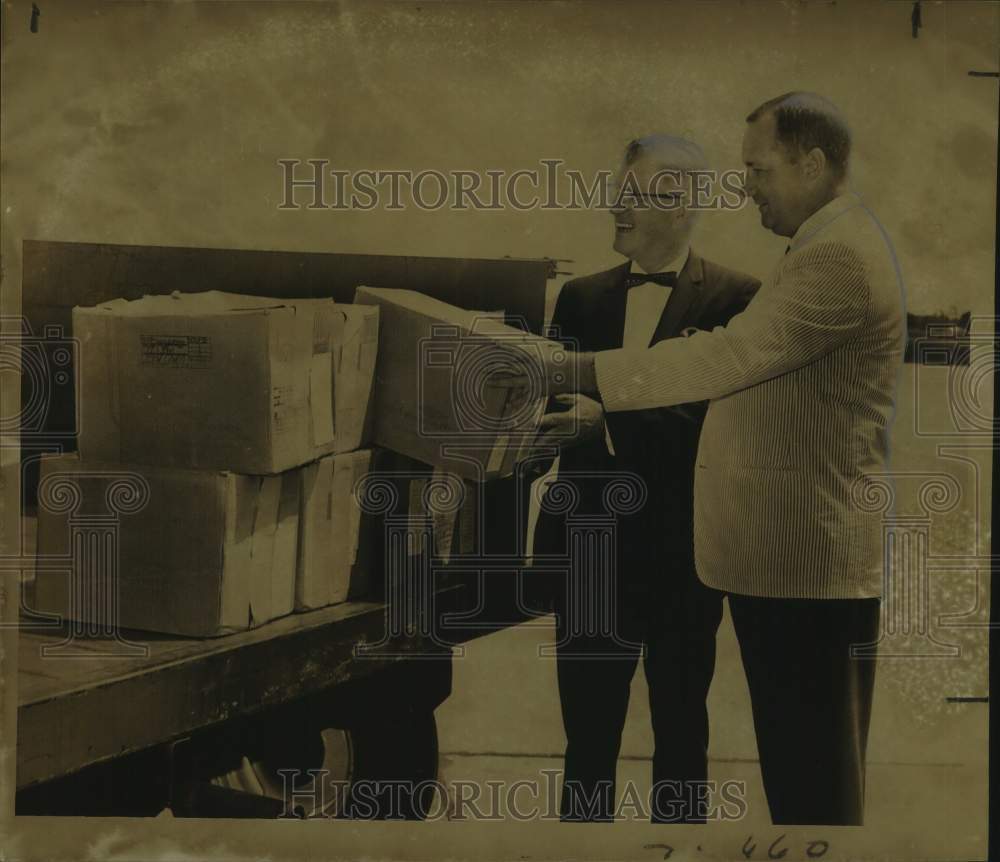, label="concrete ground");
[435,608,988,852]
